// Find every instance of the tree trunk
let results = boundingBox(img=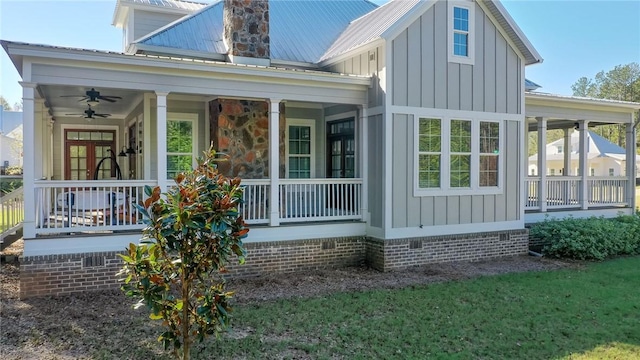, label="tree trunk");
[182,274,190,360]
